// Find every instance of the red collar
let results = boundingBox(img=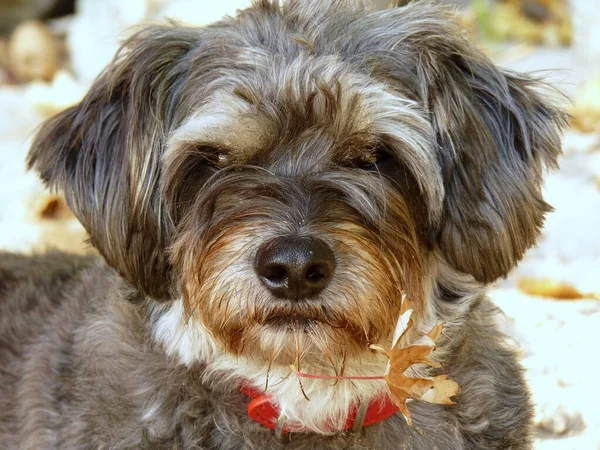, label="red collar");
[240,385,398,433]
